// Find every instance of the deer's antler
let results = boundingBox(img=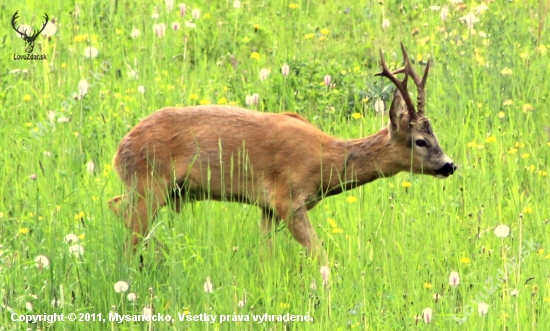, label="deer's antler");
[375,46,418,121]
[11,11,27,39]
[30,13,49,40]
[397,43,430,118]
